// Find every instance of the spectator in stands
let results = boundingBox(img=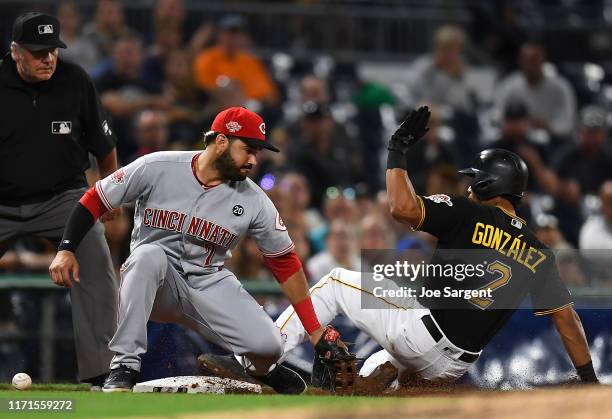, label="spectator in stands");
[423,165,462,197]
[578,180,612,284]
[579,181,612,251]
[409,25,478,113]
[534,214,587,286]
[96,34,173,161]
[308,191,360,254]
[150,0,186,41]
[278,172,324,234]
[322,191,359,227]
[286,101,363,209]
[555,105,612,198]
[289,227,312,273]
[82,0,135,70]
[161,49,209,146]
[300,75,331,104]
[229,237,271,281]
[404,106,460,193]
[357,213,396,270]
[56,1,99,73]
[307,220,360,282]
[149,0,214,56]
[193,14,279,107]
[509,105,611,244]
[193,79,249,150]
[359,214,395,250]
[489,101,556,193]
[495,42,576,139]
[141,25,183,92]
[535,214,575,253]
[129,110,170,162]
[282,74,332,137]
